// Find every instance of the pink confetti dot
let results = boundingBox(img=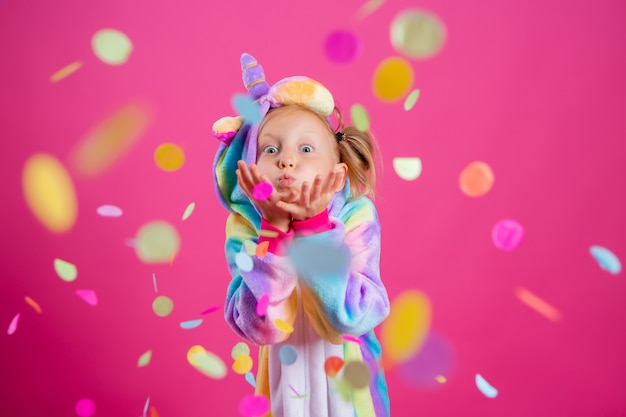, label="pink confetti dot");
[238,394,269,417]
[75,398,96,417]
[324,30,362,63]
[492,219,524,251]
[252,182,273,201]
[256,293,269,316]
